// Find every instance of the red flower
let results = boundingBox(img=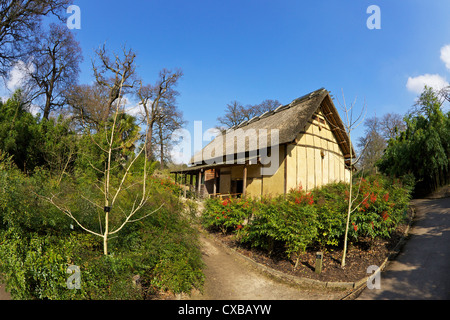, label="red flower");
[344,190,349,201]
[236,225,242,230]
[383,193,389,202]
[382,211,389,221]
[354,225,358,232]
[308,196,314,205]
[370,193,377,203]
